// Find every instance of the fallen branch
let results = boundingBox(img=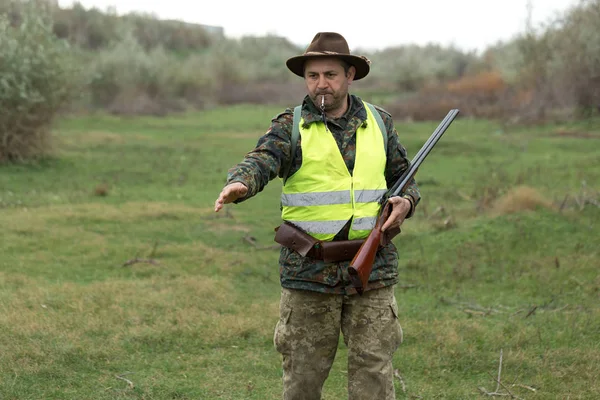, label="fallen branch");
[512,383,537,393]
[495,349,503,393]
[587,198,600,208]
[486,371,522,399]
[463,309,489,317]
[439,297,502,315]
[478,349,524,399]
[525,305,538,318]
[397,284,419,290]
[115,373,134,389]
[457,191,473,201]
[428,205,446,219]
[149,240,159,258]
[205,207,236,220]
[551,304,570,313]
[242,234,281,250]
[393,369,407,393]
[478,388,511,397]
[123,258,160,267]
[559,194,569,212]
